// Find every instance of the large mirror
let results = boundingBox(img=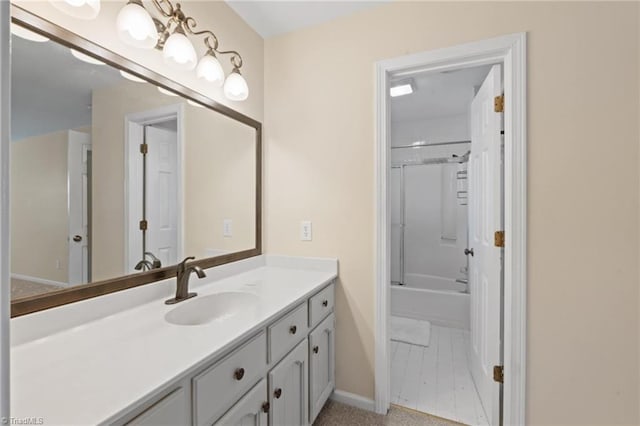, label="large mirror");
[10,8,261,316]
